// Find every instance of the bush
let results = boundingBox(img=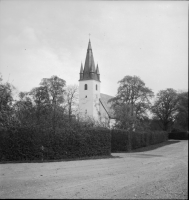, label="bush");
[111,129,131,152]
[43,127,111,160]
[168,131,188,140]
[0,126,42,161]
[111,129,168,152]
[0,125,111,162]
